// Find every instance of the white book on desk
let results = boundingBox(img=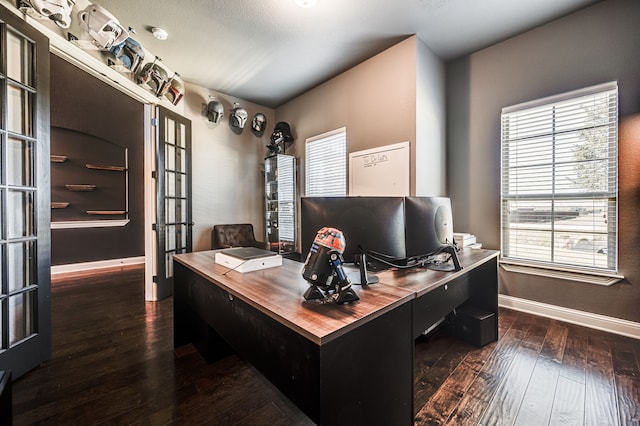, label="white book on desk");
[215,247,283,273]
[454,233,476,248]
